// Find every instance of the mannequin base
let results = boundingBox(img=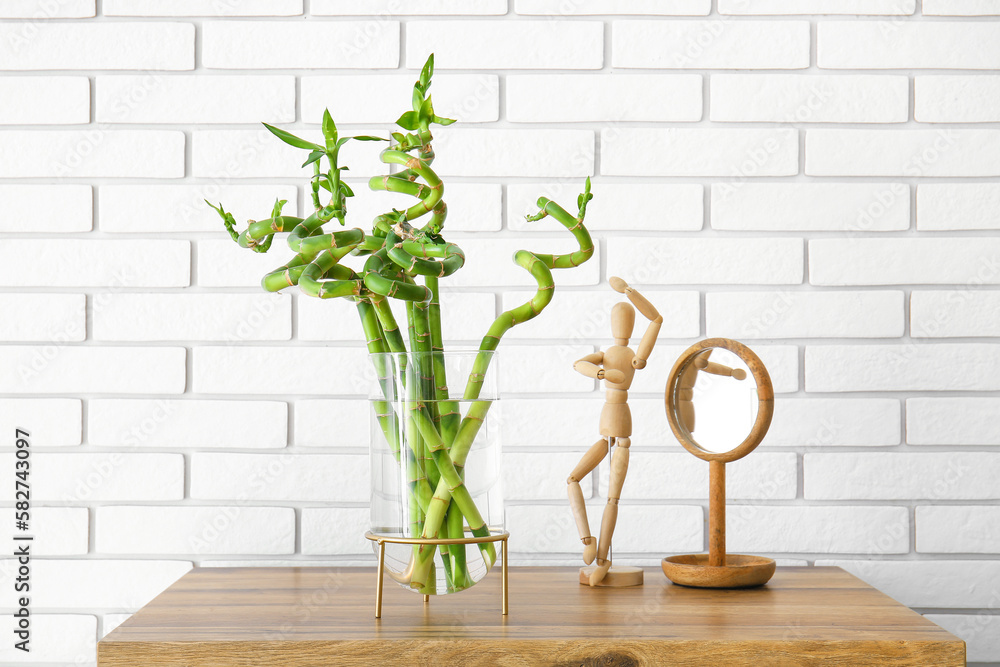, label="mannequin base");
[578,565,644,587]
